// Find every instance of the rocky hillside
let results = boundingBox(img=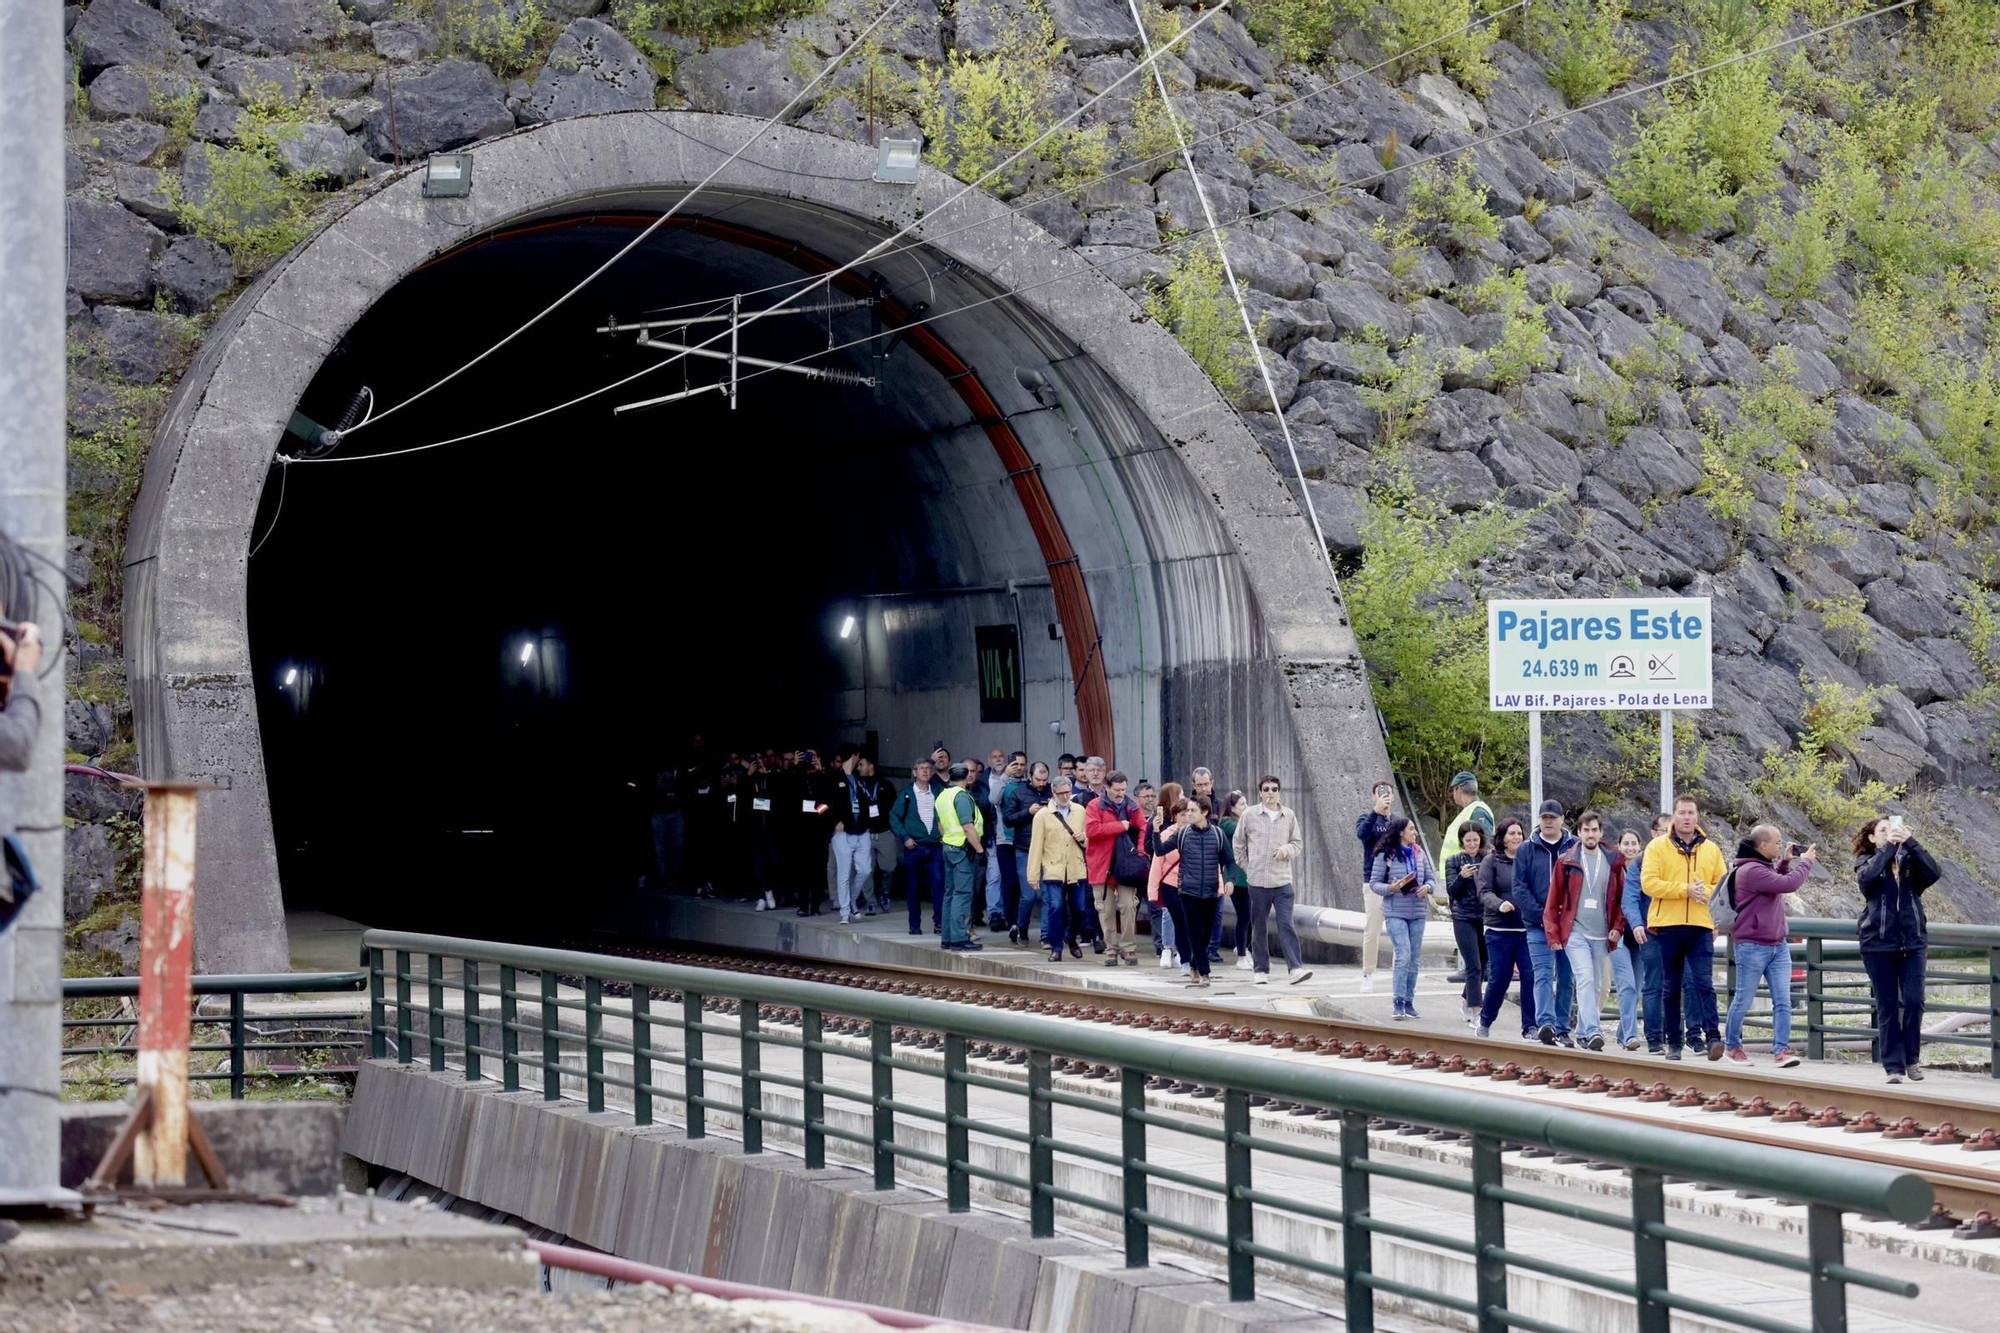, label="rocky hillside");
[56,0,2000,957]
